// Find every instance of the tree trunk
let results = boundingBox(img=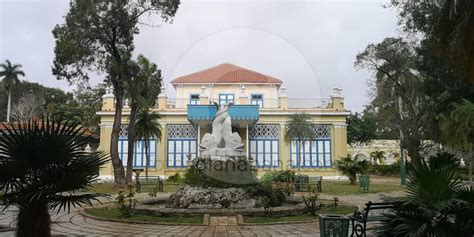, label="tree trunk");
[350,176,356,185]
[405,138,421,164]
[17,202,51,237]
[111,92,126,187]
[145,139,149,183]
[126,106,138,184]
[6,88,12,122]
